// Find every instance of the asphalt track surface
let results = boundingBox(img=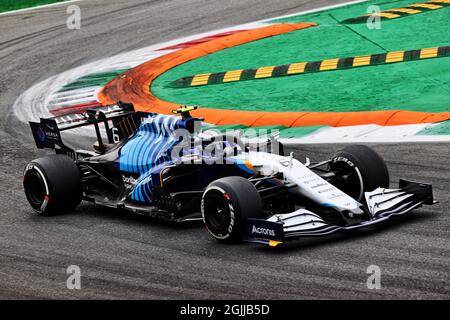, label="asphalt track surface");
[0,0,448,299]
